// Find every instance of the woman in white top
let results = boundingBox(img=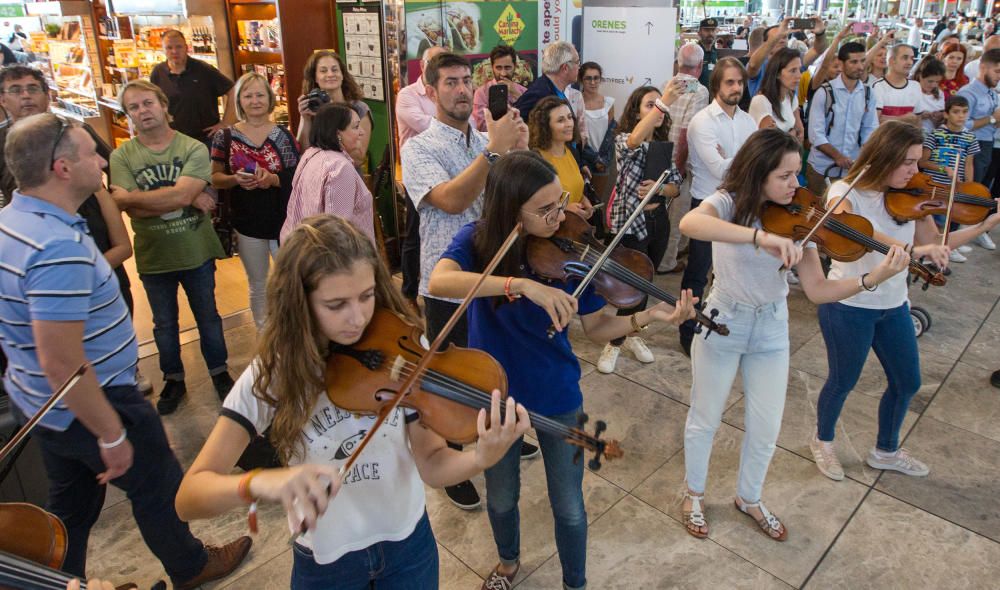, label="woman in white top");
[914,57,946,133]
[175,215,528,589]
[811,121,1000,482]
[579,62,615,170]
[678,129,909,541]
[749,48,804,143]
